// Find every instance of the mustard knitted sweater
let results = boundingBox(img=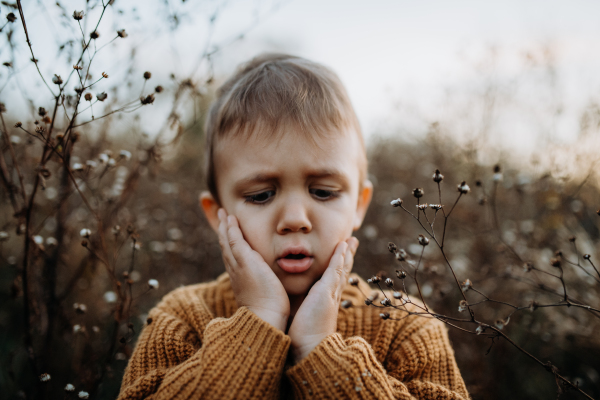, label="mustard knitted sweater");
[118,273,469,399]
